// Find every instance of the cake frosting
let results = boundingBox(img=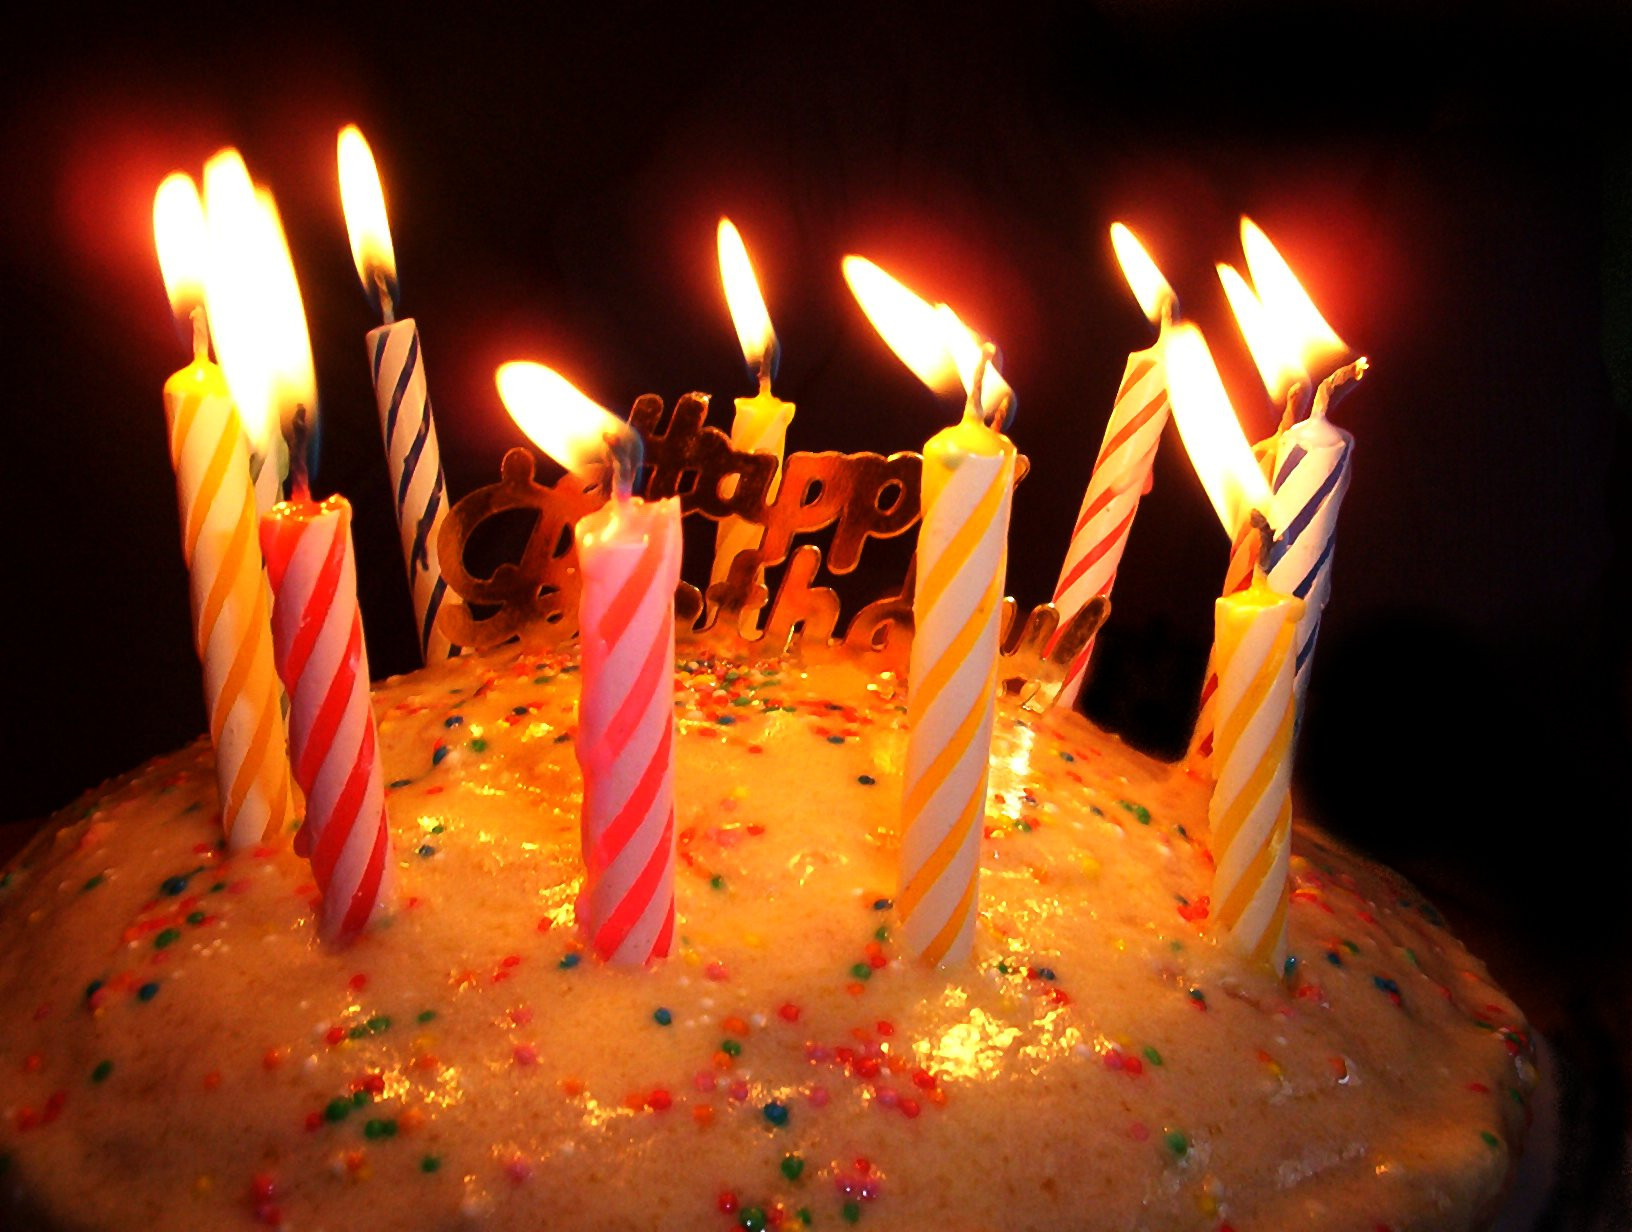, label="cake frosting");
[0,639,1534,1231]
